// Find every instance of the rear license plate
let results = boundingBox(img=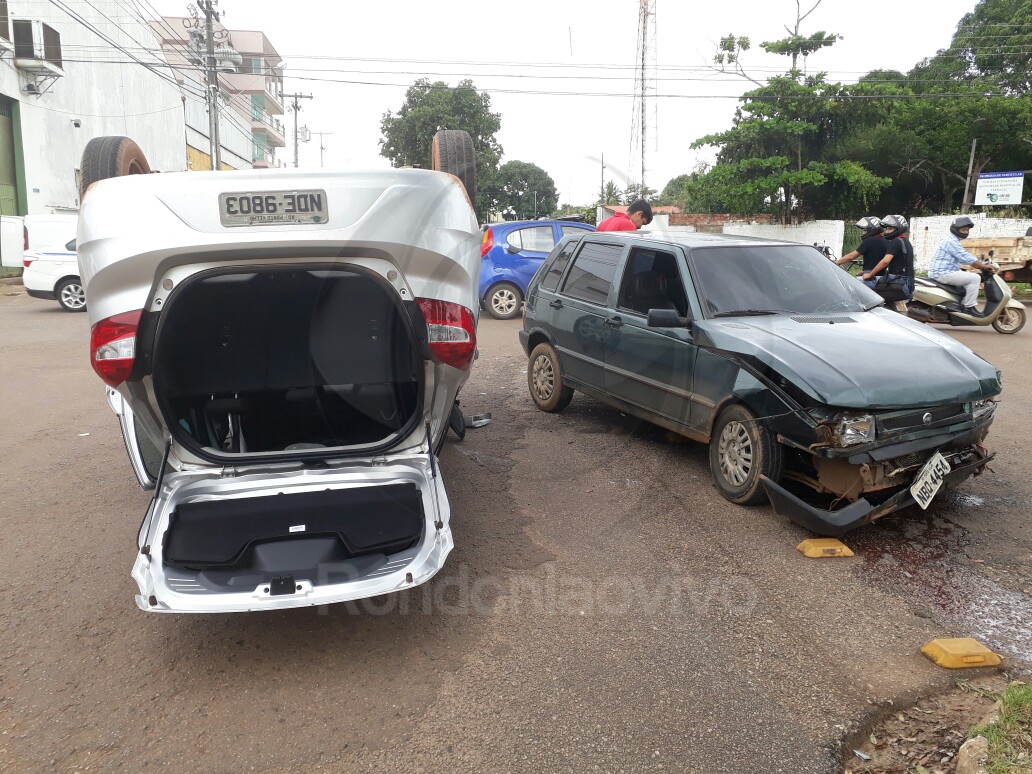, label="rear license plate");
[910,451,951,510]
[218,190,327,227]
